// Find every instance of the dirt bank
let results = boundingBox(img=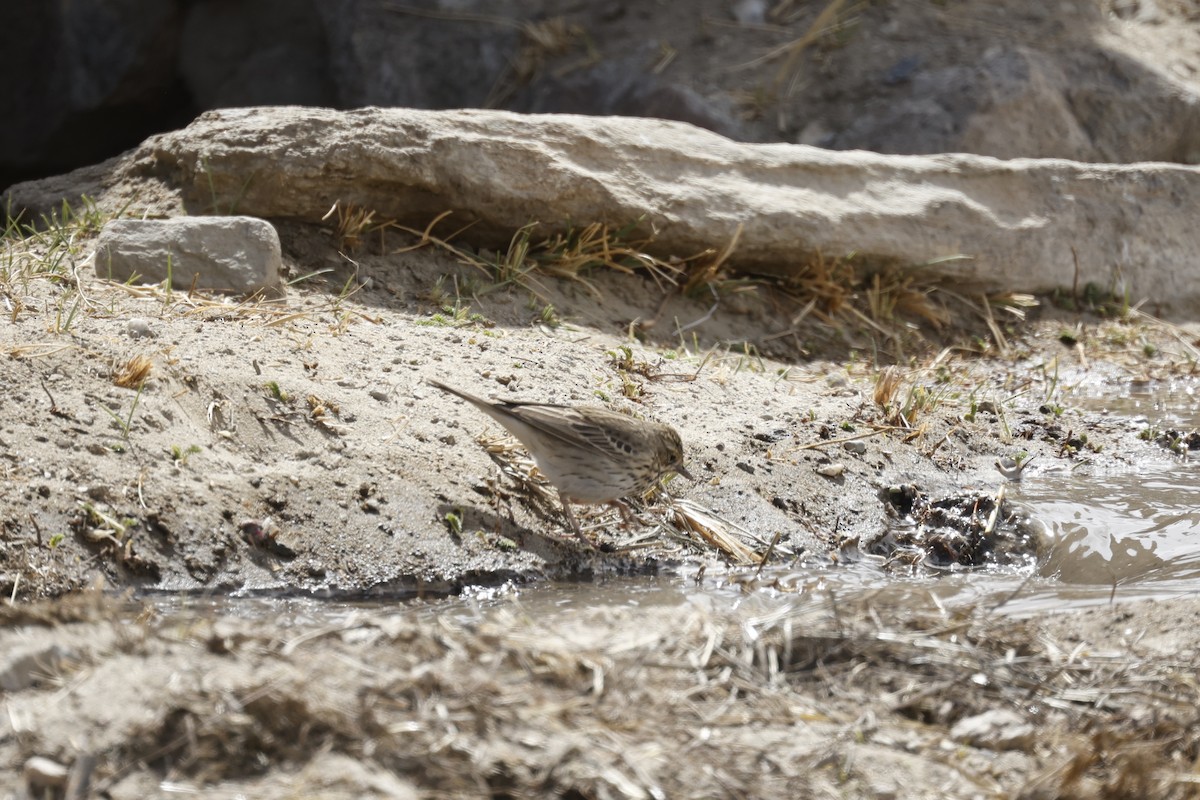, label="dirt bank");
[4,585,1199,798]
[4,192,1196,603]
